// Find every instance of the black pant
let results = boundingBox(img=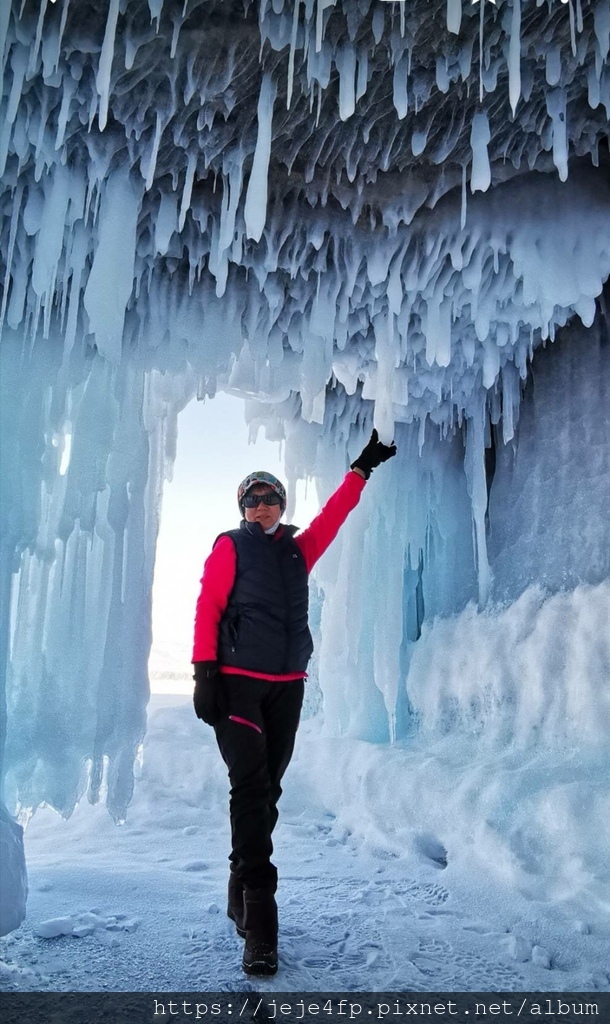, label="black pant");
[214,674,304,891]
